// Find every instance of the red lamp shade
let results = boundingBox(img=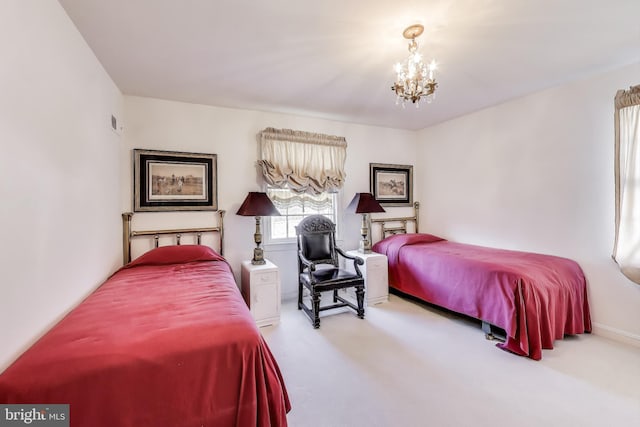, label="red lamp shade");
[347,193,386,214]
[236,192,280,216]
